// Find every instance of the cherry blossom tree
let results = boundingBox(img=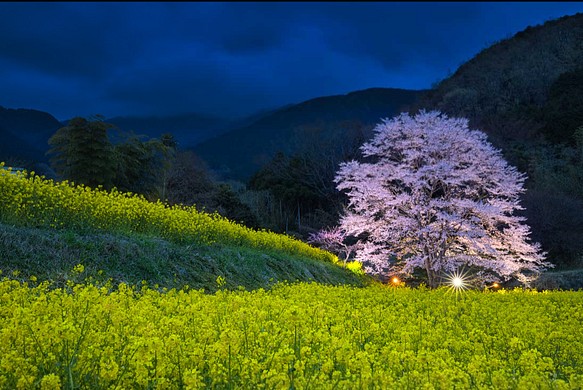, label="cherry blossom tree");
[307,226,361,267]
[335,110,551,287]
